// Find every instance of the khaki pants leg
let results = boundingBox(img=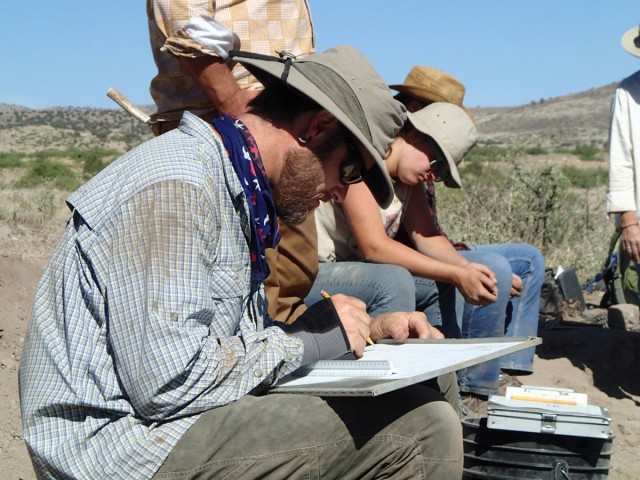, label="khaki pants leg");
[153,384,462,480]
[432,372,462,418]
